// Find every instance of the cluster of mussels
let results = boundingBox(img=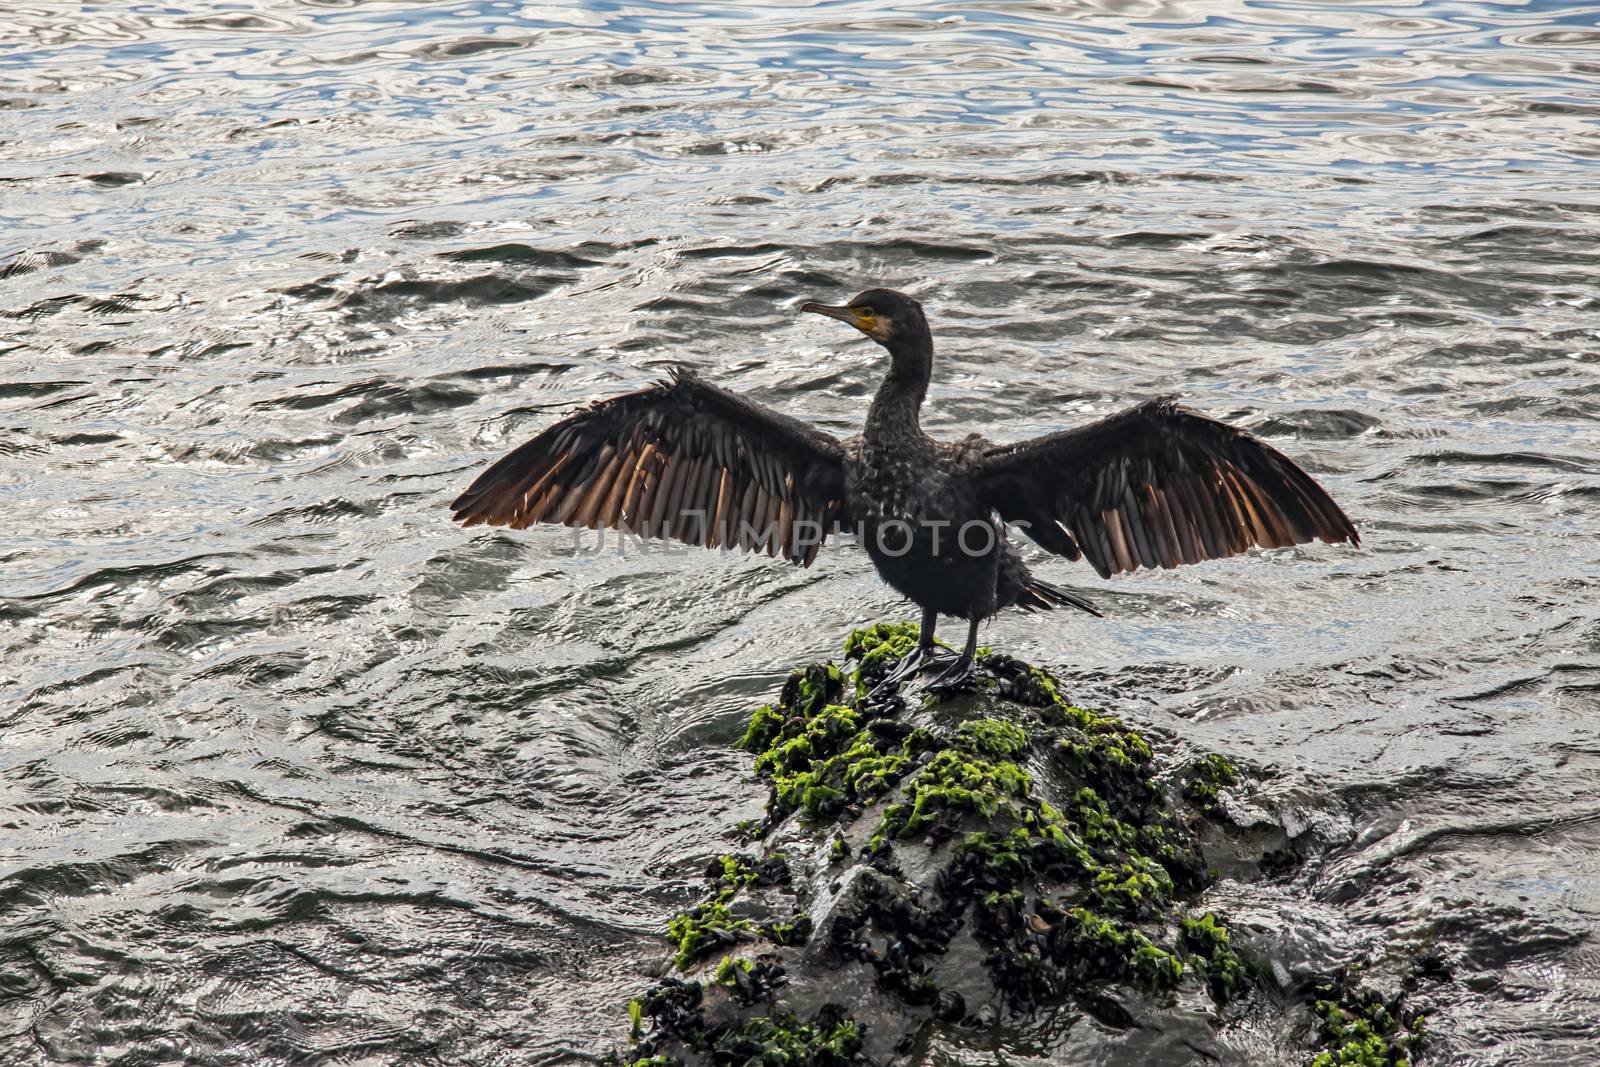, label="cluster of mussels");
[615,623,1426,1067]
